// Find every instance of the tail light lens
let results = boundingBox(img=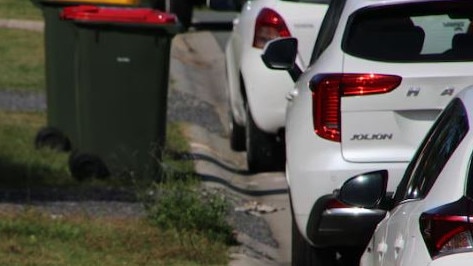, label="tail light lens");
[420,197,473,259]
[325,198,350,209]
[309,73,402,142]
[253,8,291,49]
